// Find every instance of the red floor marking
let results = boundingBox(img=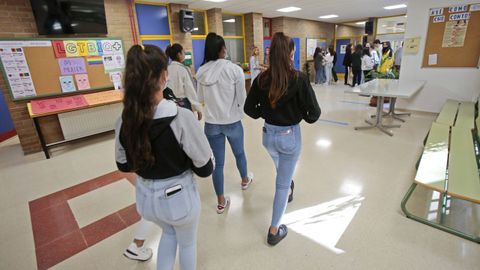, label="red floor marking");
[29,171,139,270]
